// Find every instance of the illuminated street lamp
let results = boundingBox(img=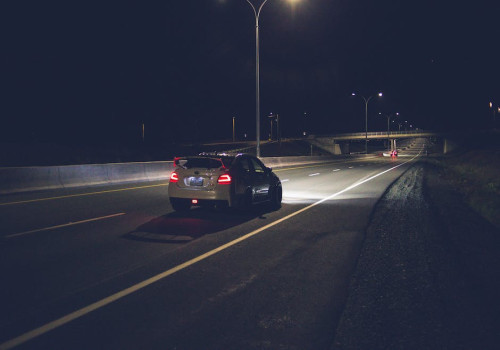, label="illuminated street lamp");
[245,0,298,157]
[352,91,383,154]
